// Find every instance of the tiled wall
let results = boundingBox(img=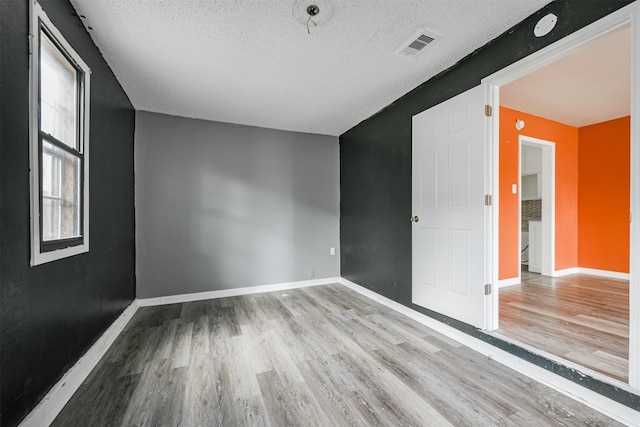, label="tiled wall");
[522,199,542,231]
